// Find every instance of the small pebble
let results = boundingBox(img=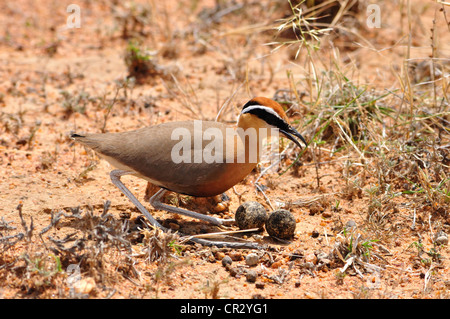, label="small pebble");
[271,260,283,269]
[434,231,448,245]
[229,267,240,277]
[221,256,232,267]
[309,204,324,215]
[255,282,265,289]
[322,211,332,218]
[213,202,228,213]
[245,253,259,267]
[215,251,226,260]
[316,252,331,265]
[207,255,216,263]
[74,277,96,295]
[246,270,258,283]
[304,253,317,264]
[301,262,315,270]
[229,251,243,261]
[345,220,357,229]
